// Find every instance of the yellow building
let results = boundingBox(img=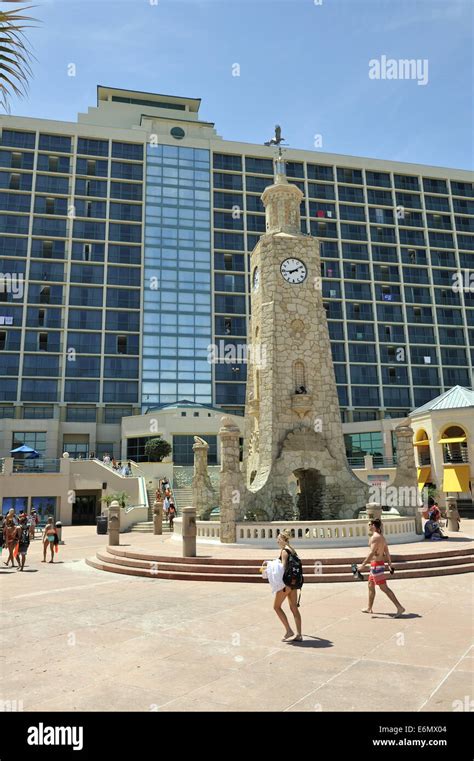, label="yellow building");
[411,386,474,512]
